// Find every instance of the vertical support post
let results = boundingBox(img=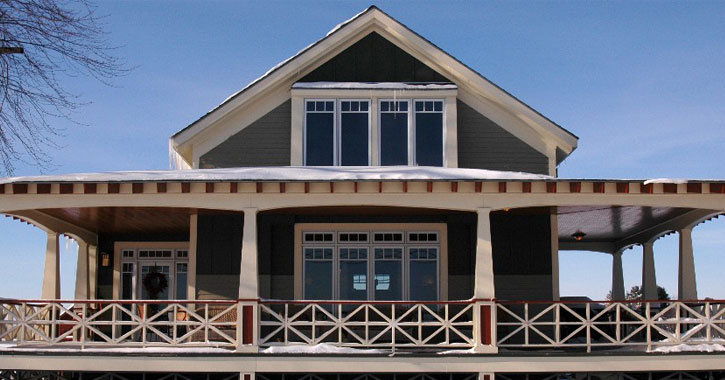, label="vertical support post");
[88,245,97,299]
[611,249,625,301]
[74,240,89,300]
[473,208,497,353]
[550,209,560,301]
[41,231,61,299]
[187,213,198,300]
[238,208,258,352]
[641,242,658,300]
[678,228,698,300]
